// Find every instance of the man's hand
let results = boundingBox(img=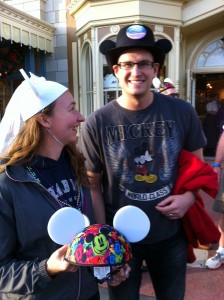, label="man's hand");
[107,264,131,286]
[155,191,196,219]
